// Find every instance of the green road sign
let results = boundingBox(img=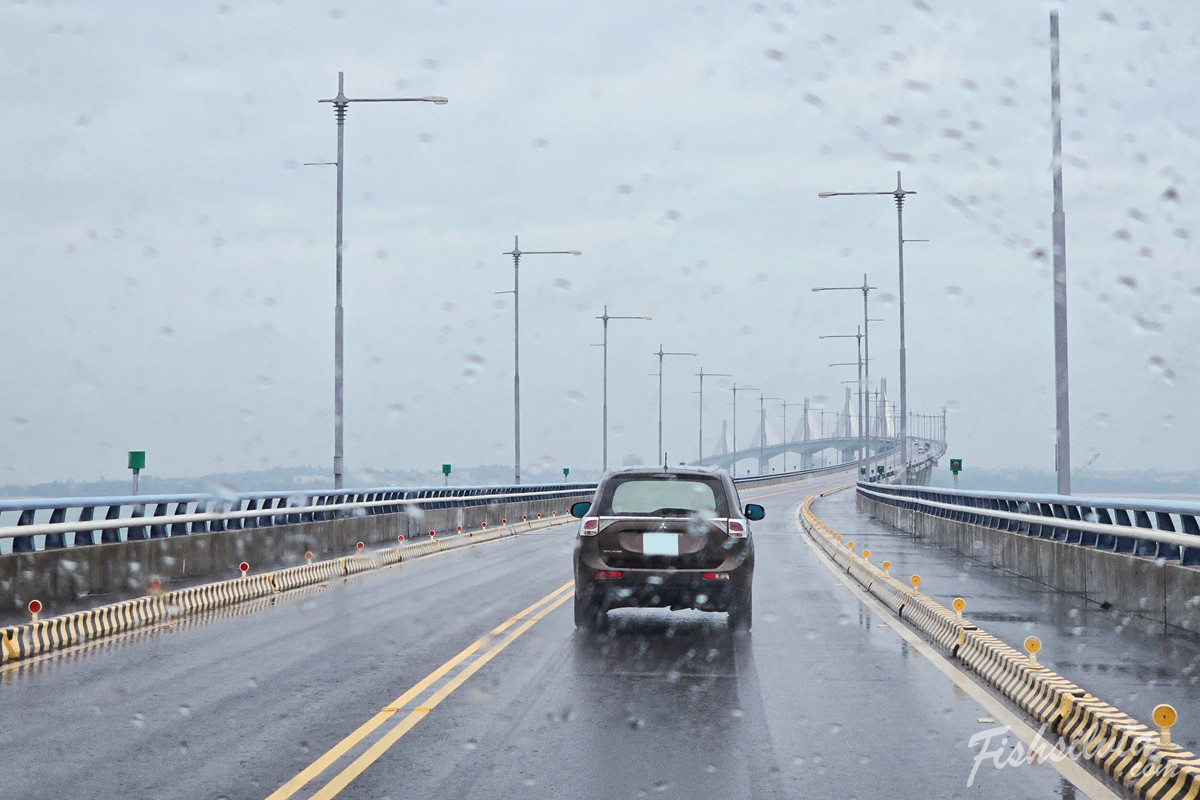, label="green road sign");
[563,467,570,478]
[128,450,146,472]
[877,465,885,475]
[442,463,452,476]
[950,458,962,474]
